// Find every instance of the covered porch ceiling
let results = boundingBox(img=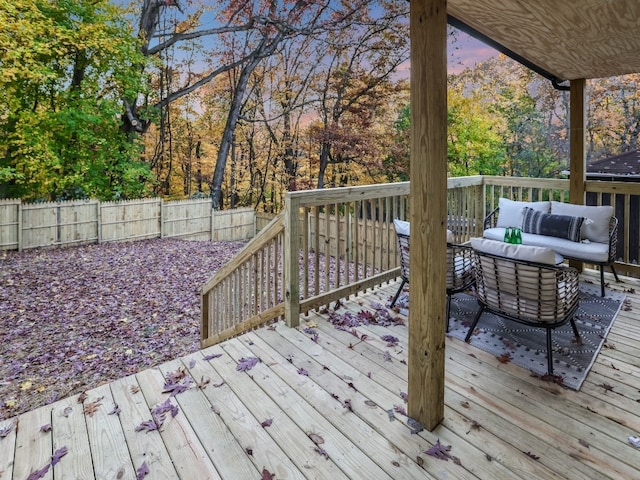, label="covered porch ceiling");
[448,0,640,82]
